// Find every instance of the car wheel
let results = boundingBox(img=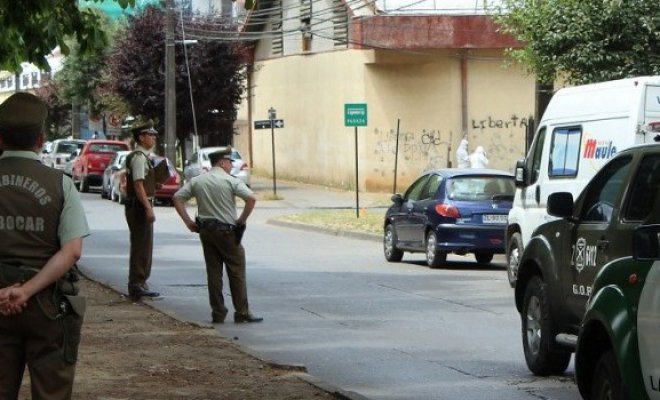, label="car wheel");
[507,232,523,287]
[101,184,108,199]
[80,176,90,193]
[475,252,493,264]
[591,350,624,400]
[521,276,571,376]
[383,224,404,262]
[426,231,447,268]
